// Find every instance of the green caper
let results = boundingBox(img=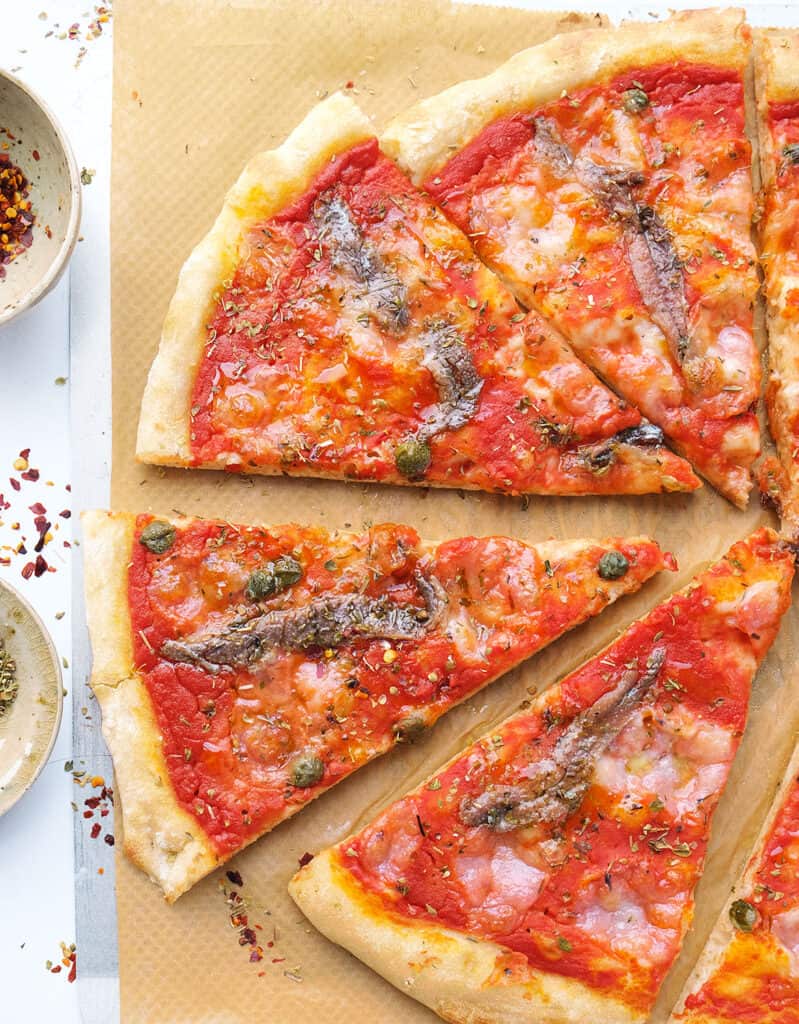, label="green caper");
[393,713,427,744]
[623,88,649,114]
[290,754,325,788]
[783,143,799,165]
[394,437,432,480]
[598,550,630,580]
[729,898,758,932]
[246,554,303,600]
[139,520,176,554]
